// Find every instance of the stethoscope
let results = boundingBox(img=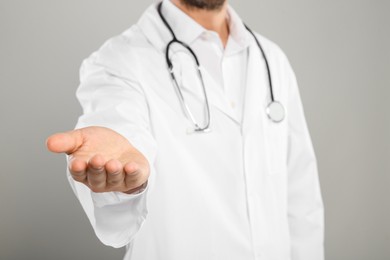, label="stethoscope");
[157,2,285,133]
